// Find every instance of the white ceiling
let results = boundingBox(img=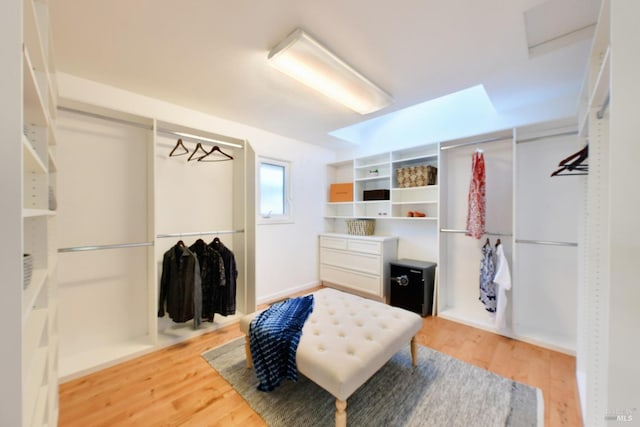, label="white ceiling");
[50,0,600,149]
